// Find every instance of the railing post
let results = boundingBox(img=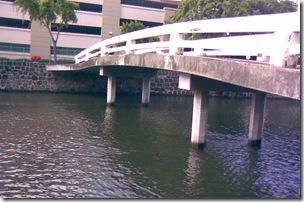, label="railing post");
[269,30,300,68]
[100,45,107,56]
[169,33,185,55]
[126,39,136,54]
